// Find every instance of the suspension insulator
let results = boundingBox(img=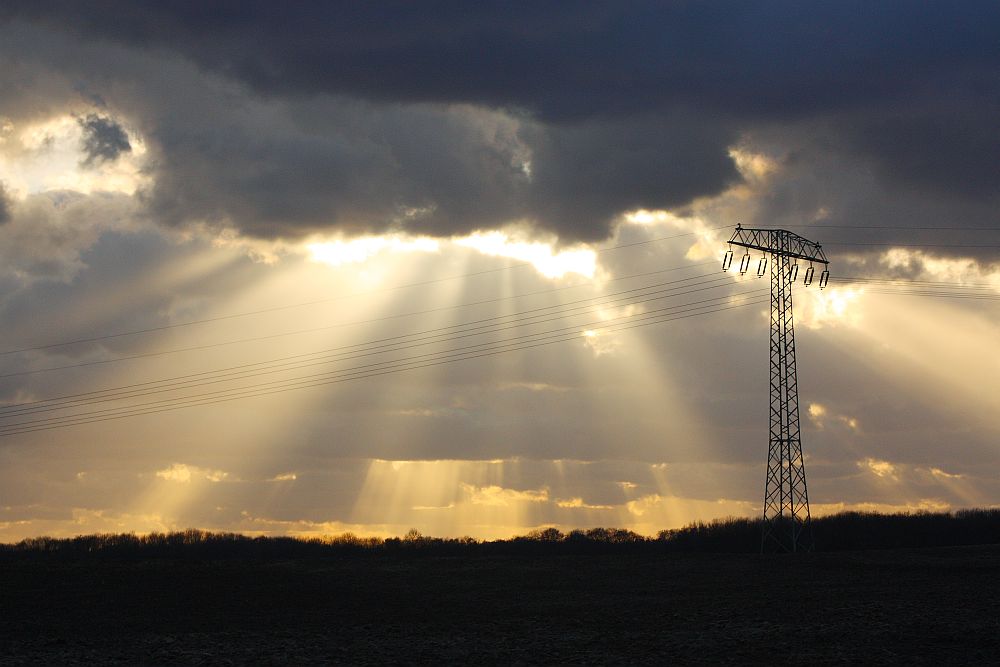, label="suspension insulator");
[789,264,799,282]
[739,253,751,275]
[722,249,733,272]
[819,269,830,289]
[803,265,815,286]
[757,256,767,277]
